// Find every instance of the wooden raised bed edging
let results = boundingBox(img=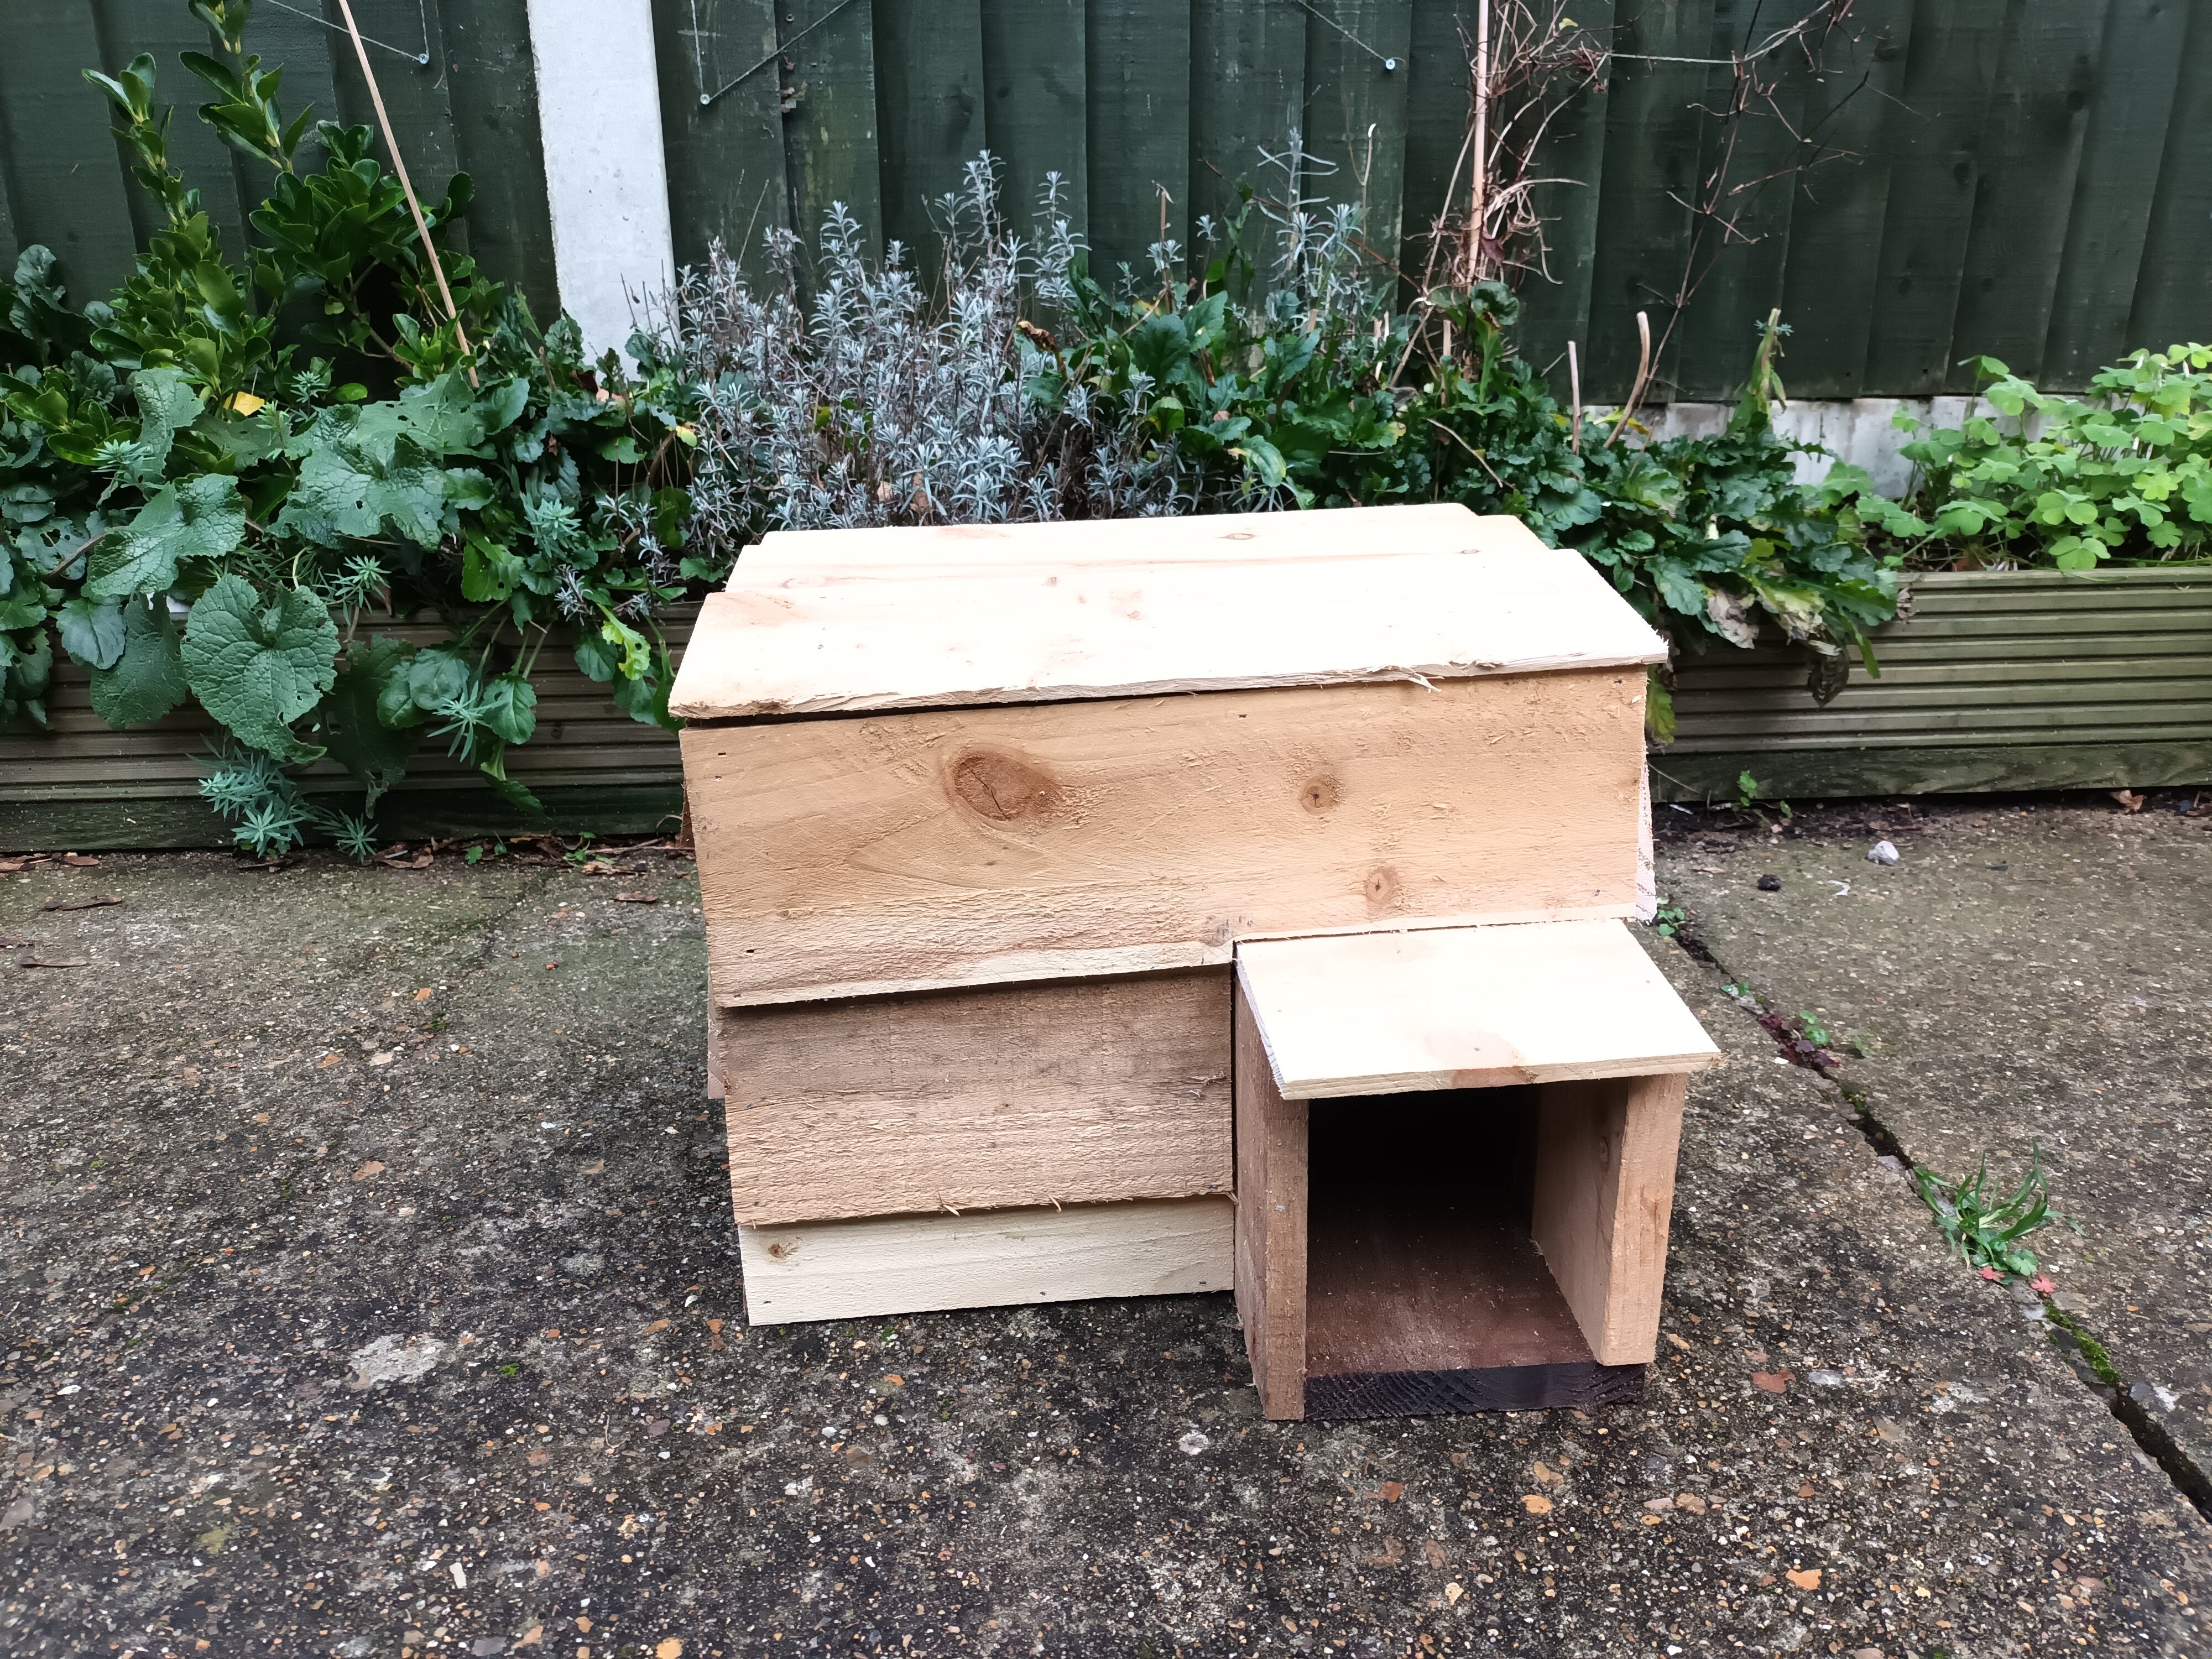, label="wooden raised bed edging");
[1653,567,2212,800]
[0,607,695,851]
